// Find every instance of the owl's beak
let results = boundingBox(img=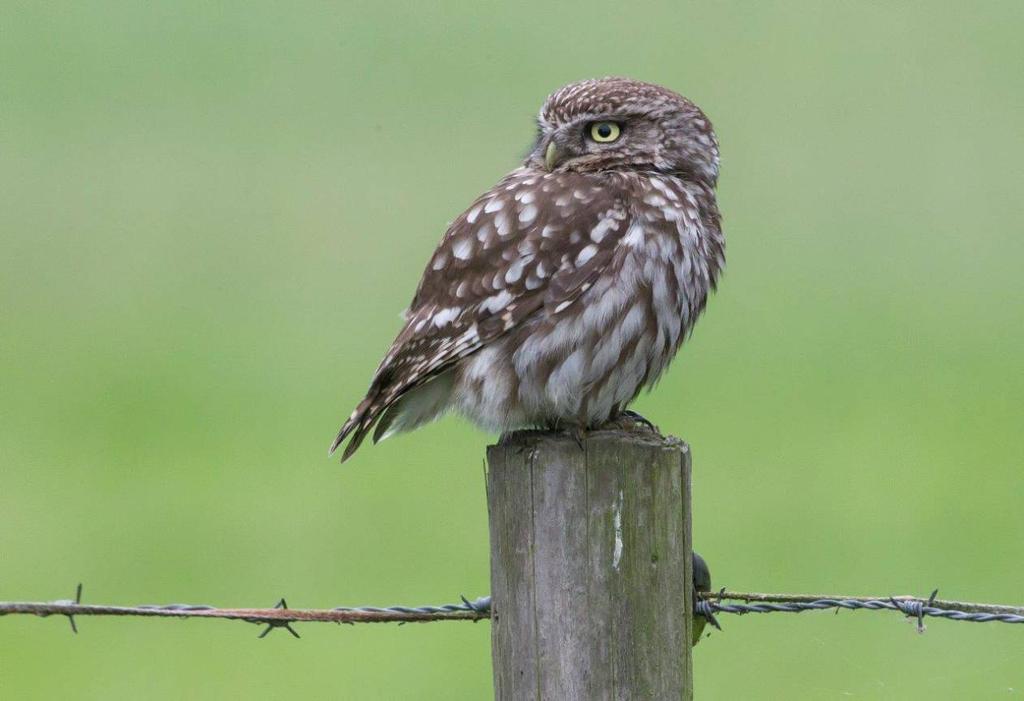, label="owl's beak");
[544,141,558,171]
